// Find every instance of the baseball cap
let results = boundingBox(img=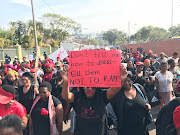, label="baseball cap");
[0,85,15,104]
